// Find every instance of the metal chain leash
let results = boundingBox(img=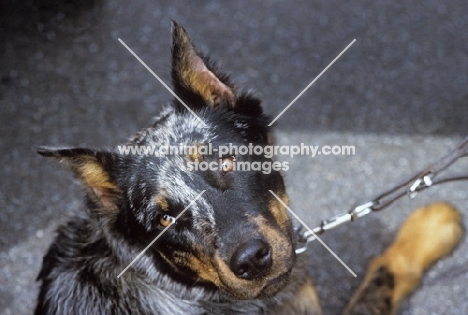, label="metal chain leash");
[295,135,468,254]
